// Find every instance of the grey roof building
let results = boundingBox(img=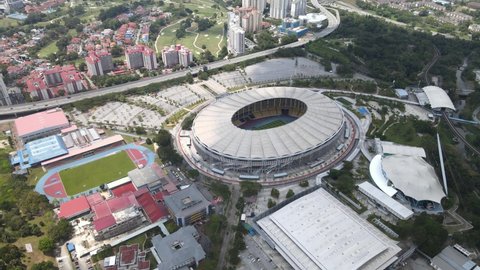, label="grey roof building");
[431,246,478,270]
[128,165,163,191]
[163,185,211,226]
[152,225,206,270]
